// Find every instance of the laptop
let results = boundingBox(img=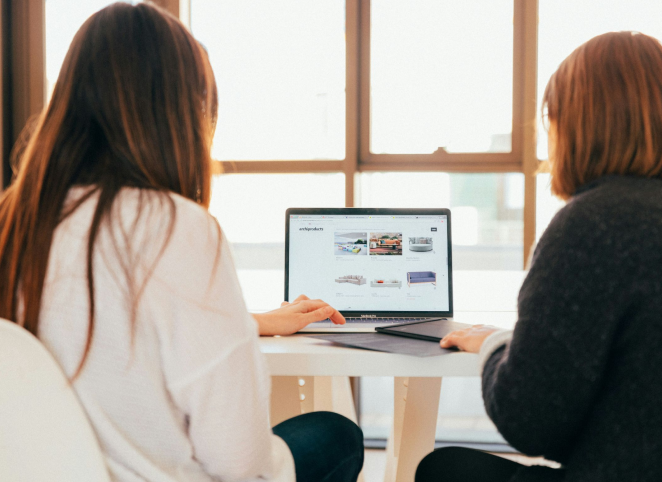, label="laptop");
[285,208,456,332]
